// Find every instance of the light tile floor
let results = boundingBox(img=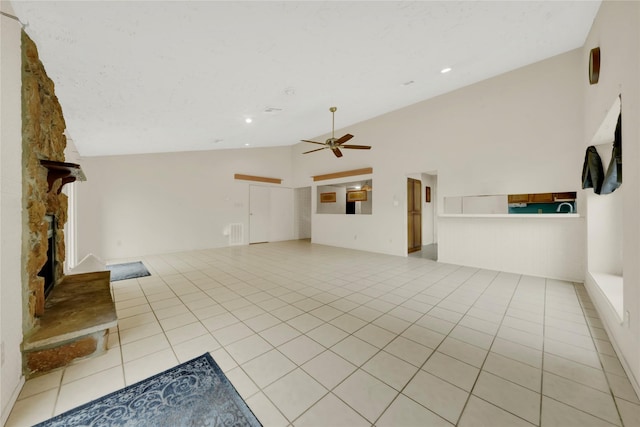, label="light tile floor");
[7,241,640,426]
